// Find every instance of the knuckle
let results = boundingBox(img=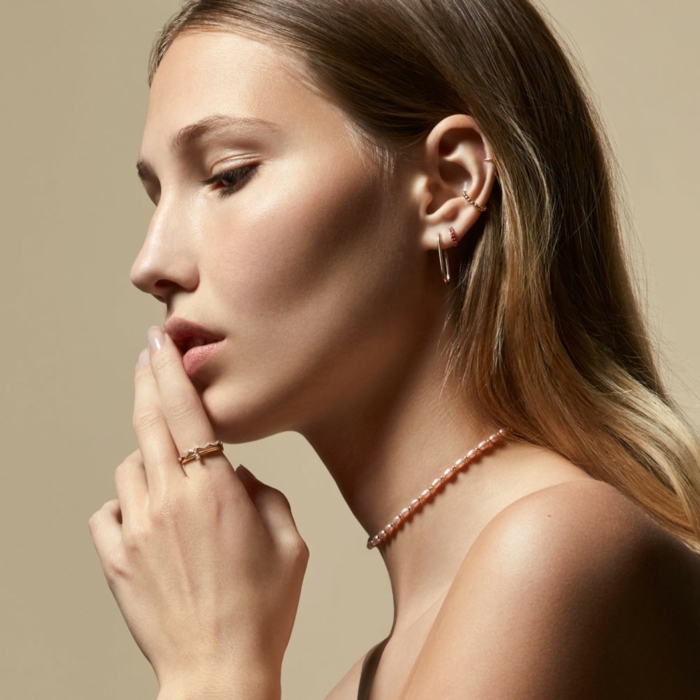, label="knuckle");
[122,521,150,551]
[267,487,291,510]
[281,534,309,562]
[114,453,141,486]
[87,510,101,531]
[103,498,121,512]
[104,549,130,583]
